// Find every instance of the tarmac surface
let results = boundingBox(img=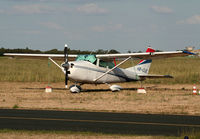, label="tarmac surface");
[0,109,200,136]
